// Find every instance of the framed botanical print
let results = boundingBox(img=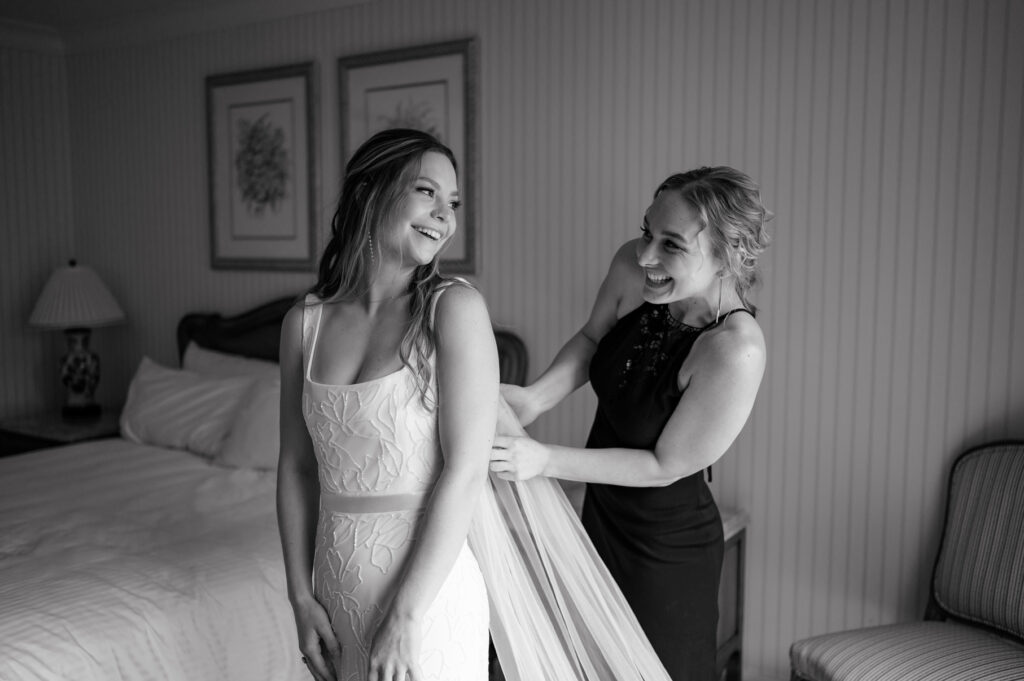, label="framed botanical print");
[206,62,317,270]
[339,39,478,273]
